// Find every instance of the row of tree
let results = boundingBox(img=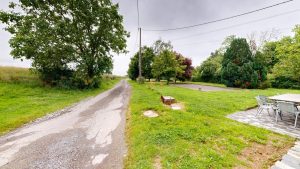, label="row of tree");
[194,25,300,89]
[128,40,193,84]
